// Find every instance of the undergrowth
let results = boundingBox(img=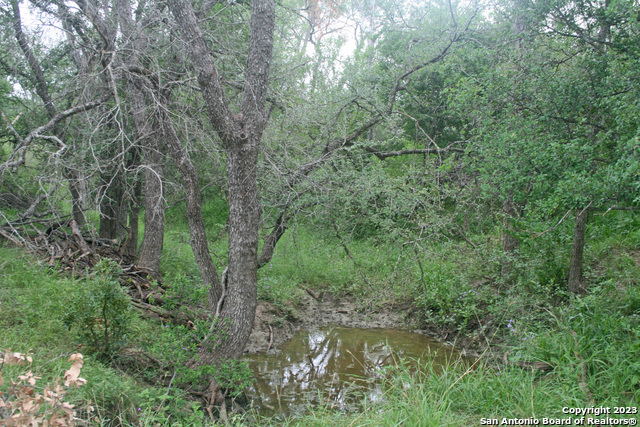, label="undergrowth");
[1,208,639,425]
